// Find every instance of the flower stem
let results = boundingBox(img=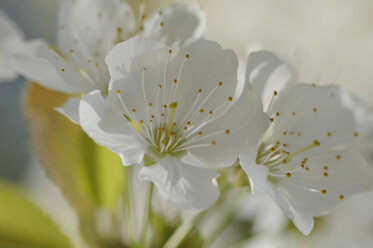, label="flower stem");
[121,166,136,247]
[139,182,154,248]
[163,211,205,248]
